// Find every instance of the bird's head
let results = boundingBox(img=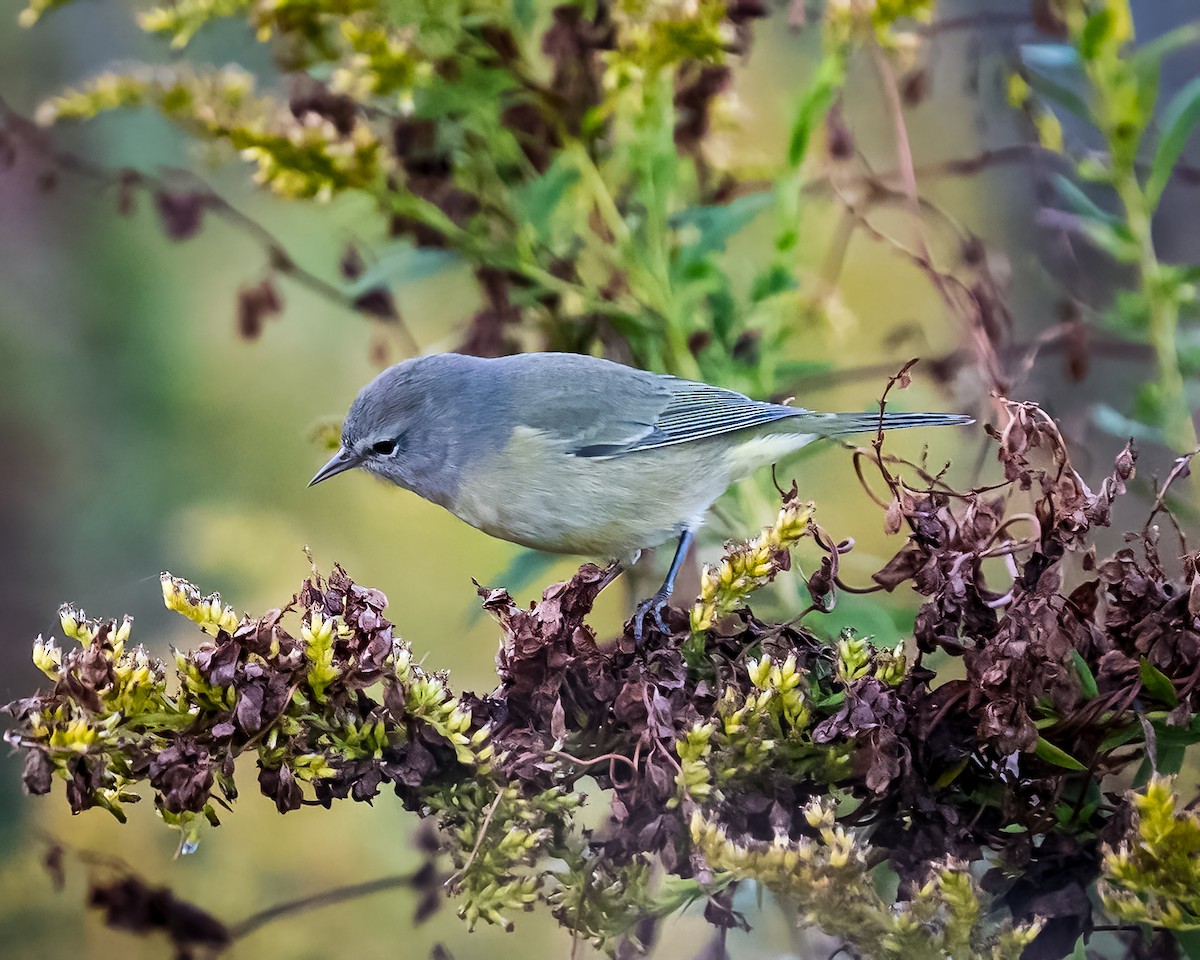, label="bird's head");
[309,361,426,491]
